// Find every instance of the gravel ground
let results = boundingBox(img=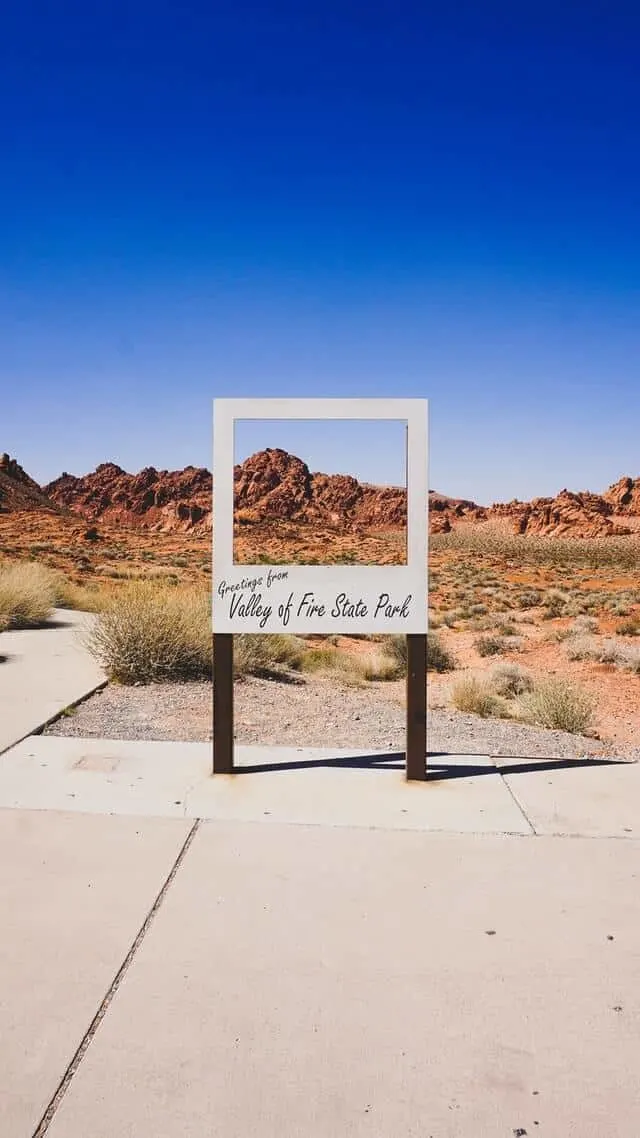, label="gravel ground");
[45,676,640,761]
